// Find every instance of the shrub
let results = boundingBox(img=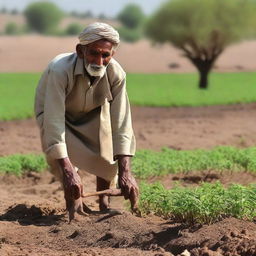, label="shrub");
[65,23,83,35]
[4,22,20,35]
[118,26,142,42]
[24,1,63,34]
